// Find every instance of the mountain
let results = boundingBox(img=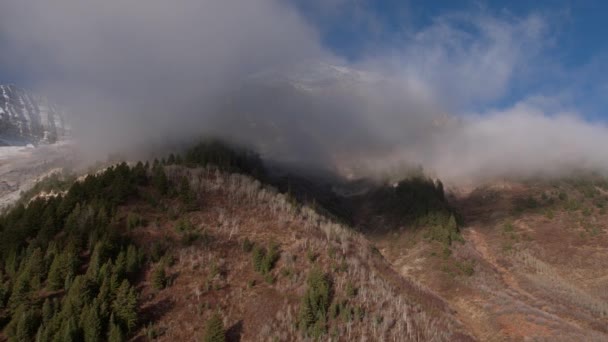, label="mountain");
[3,140,608,340]
[0,142,473,341]
[0,85,69,146]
